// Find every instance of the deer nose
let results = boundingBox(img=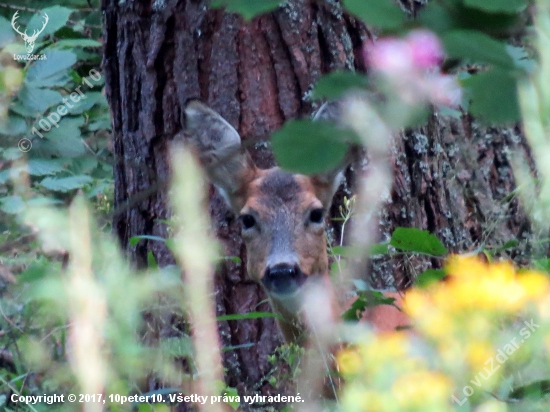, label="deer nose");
[262,264,306,295]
